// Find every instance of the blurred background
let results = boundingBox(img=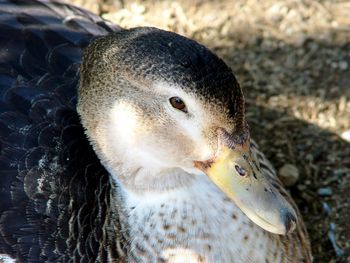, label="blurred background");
[69,0,350,262]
